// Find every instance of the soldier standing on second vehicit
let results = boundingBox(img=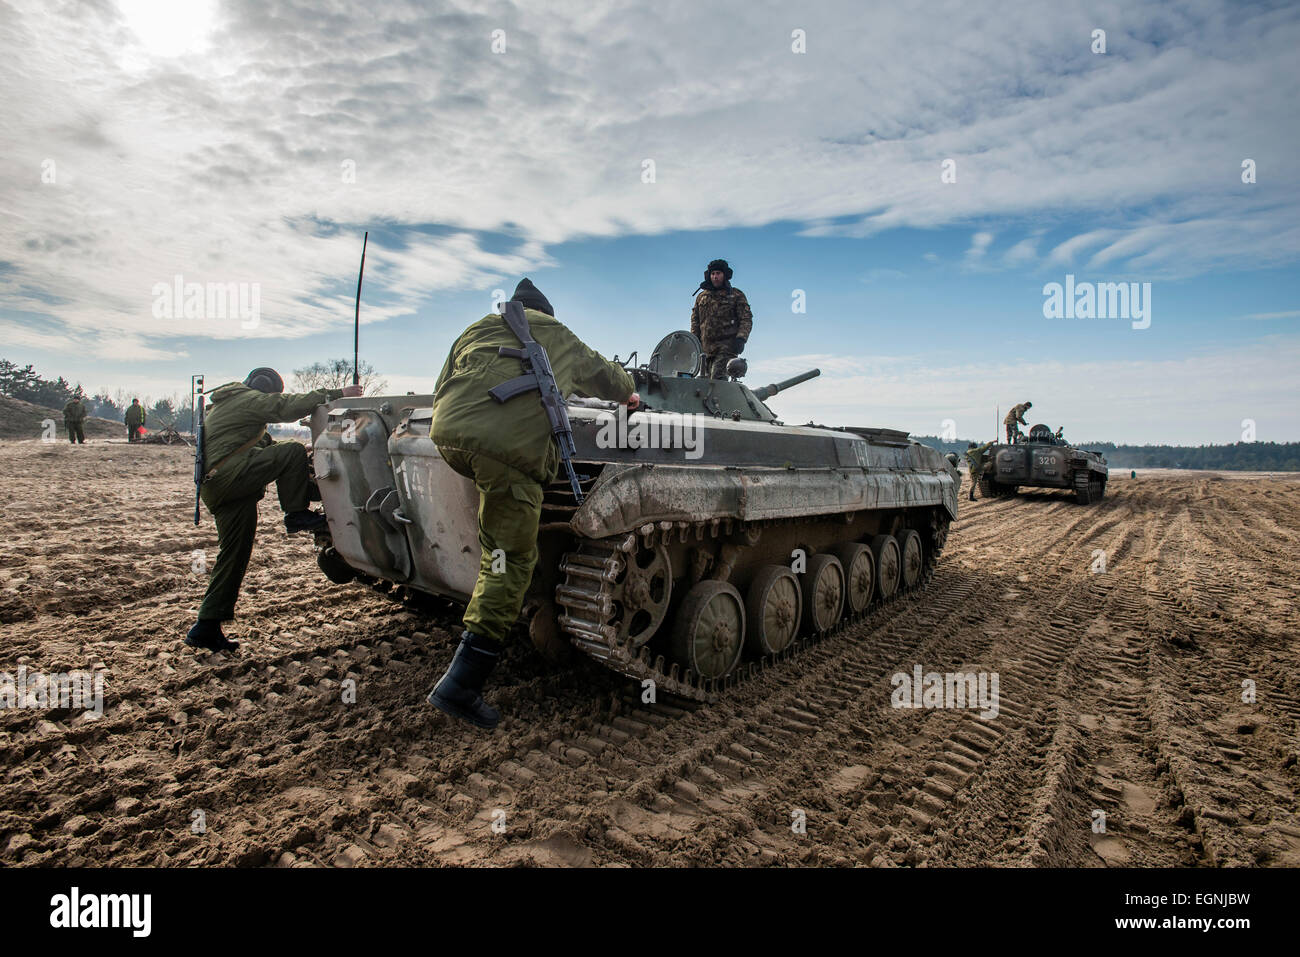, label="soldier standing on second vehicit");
[427,278,639,729]
[185,368,363,652]
[1004,400,1032,444]
[965,440,995,501]
[125,398,146,442]
[63,395,87,444]
[691,258,753,378]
